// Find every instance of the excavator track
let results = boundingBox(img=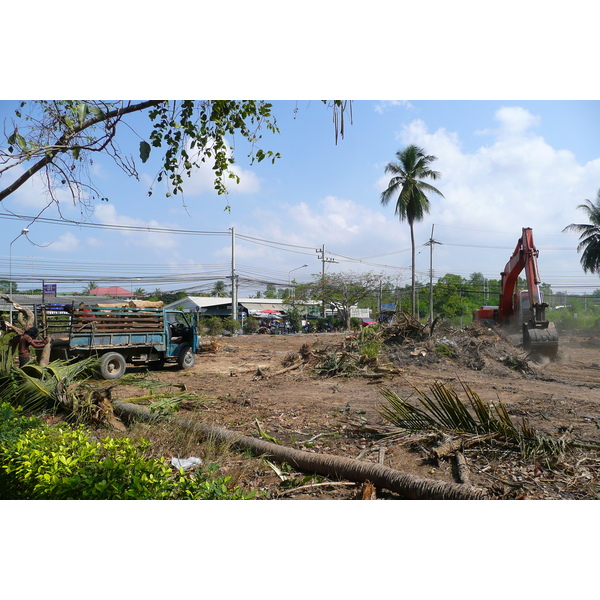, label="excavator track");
[523,322,559,359]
